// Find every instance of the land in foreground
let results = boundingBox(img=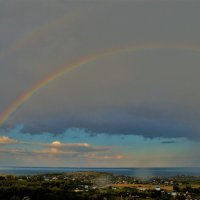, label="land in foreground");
[0,171,200,200]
